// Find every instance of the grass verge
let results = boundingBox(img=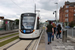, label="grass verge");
[0,36,19,47]
[0,33,18,40]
